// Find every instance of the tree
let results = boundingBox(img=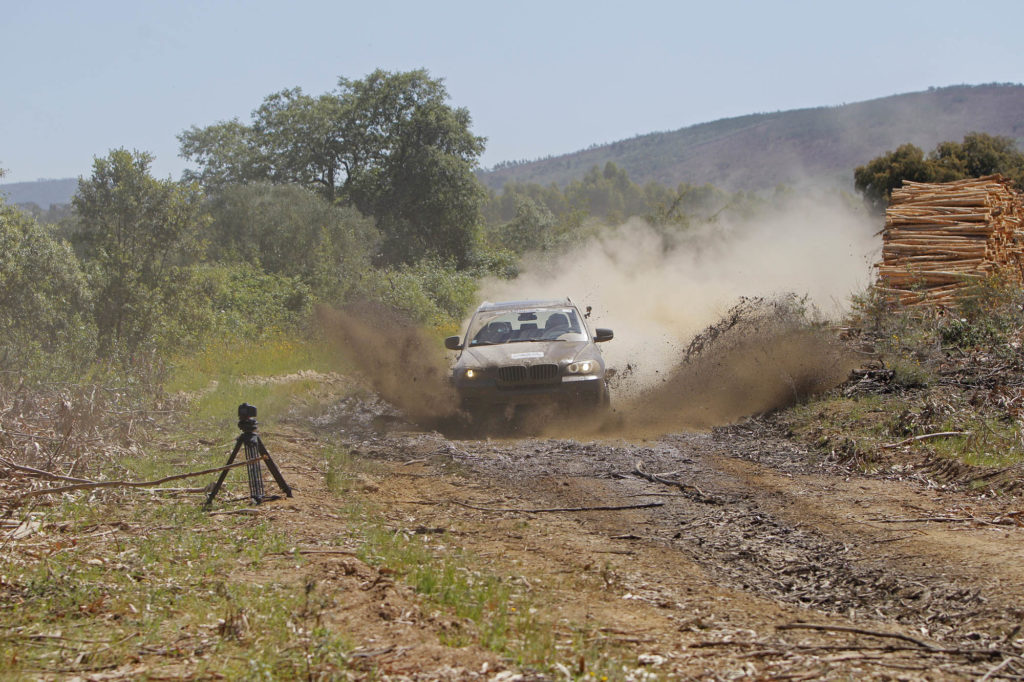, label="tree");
[853,143,932,212]
[206,183,377,302]
[178,119,262,191]
[179,69,486,267]
[73,149,208,354]
[854,134,1024,211]
[0,198,95,374]
[931,132,1024,185]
